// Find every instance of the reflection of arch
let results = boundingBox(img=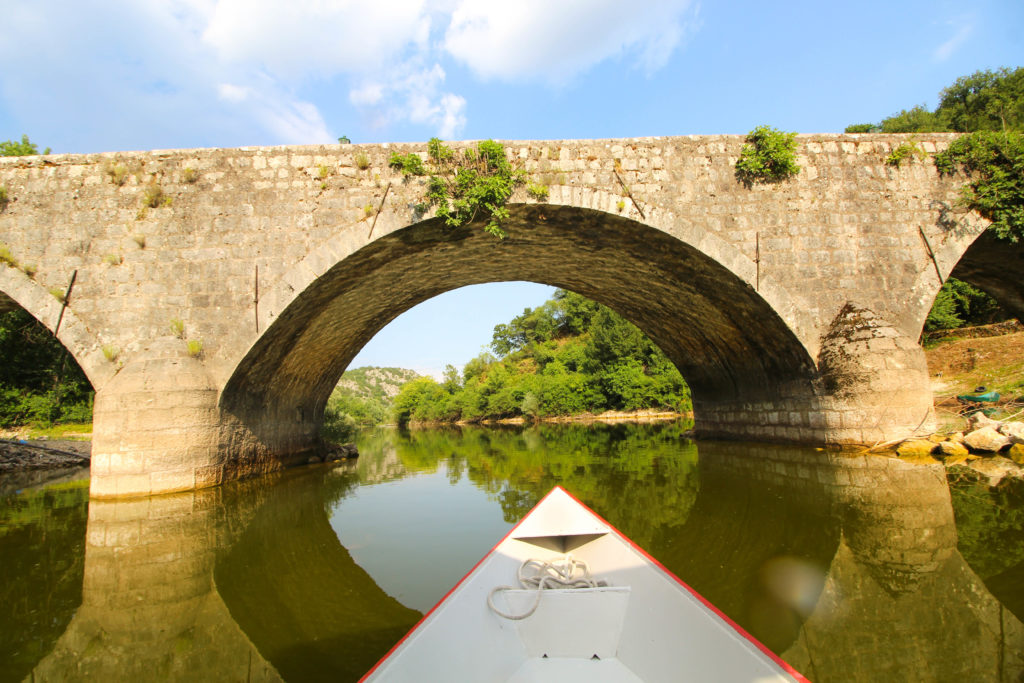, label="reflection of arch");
[0,267,112,389]
[220,206,818,454]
